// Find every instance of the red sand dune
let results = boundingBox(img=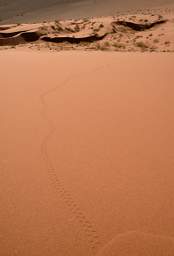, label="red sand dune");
[0,51,174,256]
